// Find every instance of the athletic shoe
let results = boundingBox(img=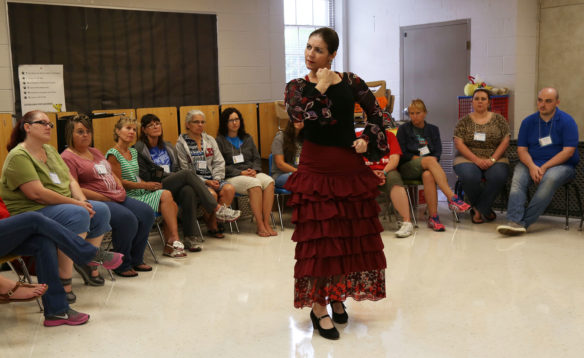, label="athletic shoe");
[427,215,445,232]
[448,195,471,213]
[496,222,526,236]
[215,205,241,222]
[89,249,123,270]
[184,236,203,252]
[44,309,90,327]
[395,221,414,238]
